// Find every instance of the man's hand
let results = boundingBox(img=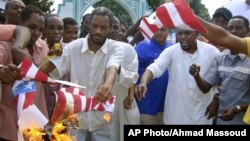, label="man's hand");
[124,95,133,109]
[218,107,237,121]
[0,64,22,84]
[205,94,219,119]
[189,64,200,77]
[96,84,112,102]
[134,83,147,101]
